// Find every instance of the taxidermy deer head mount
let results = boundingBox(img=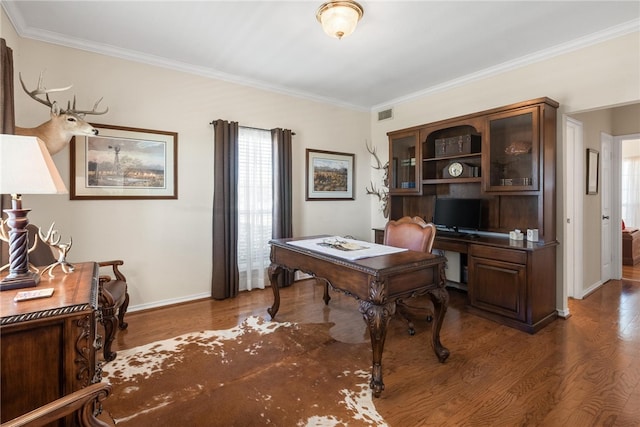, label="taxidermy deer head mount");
[15,72,108,155]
